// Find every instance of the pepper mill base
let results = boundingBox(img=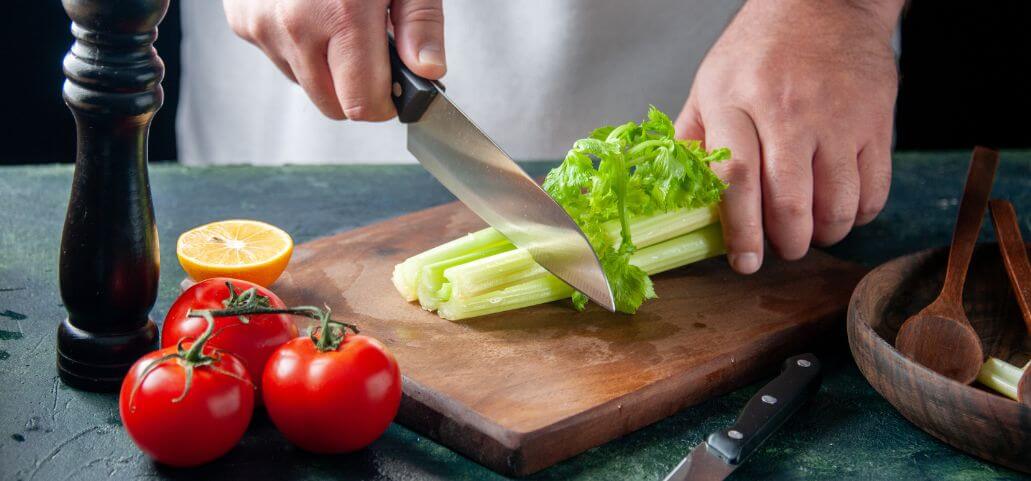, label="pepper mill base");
[56,318,158,392]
